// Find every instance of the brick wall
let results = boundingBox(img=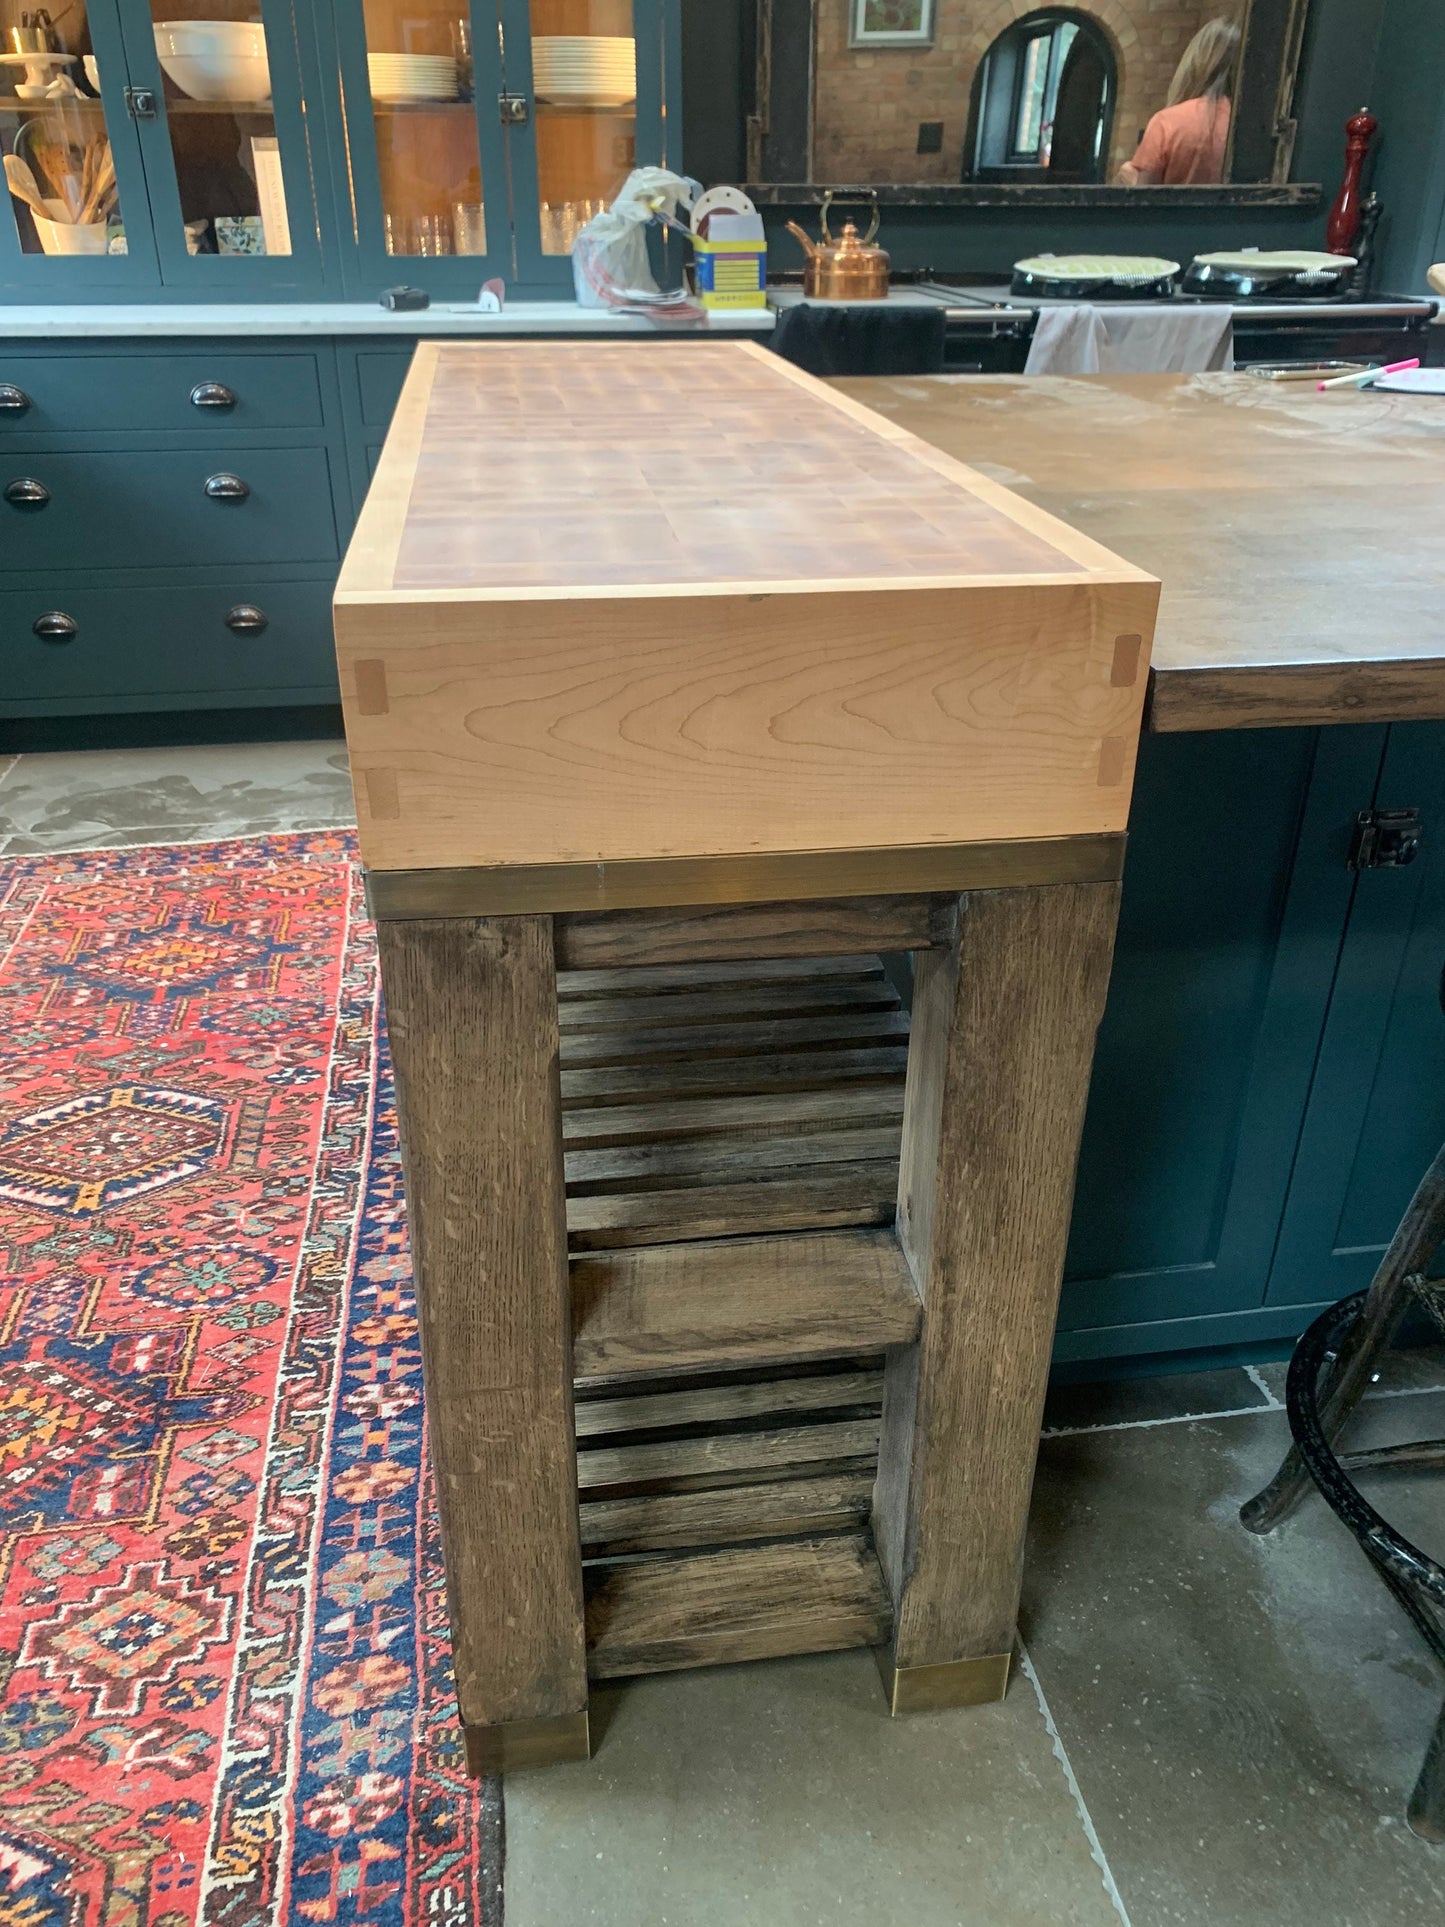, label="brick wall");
[811,0,1223,184]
